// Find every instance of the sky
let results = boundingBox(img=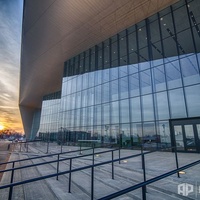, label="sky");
[0,0,24,133]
